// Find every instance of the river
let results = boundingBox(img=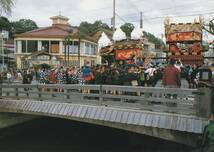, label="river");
[0,117,193,152]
